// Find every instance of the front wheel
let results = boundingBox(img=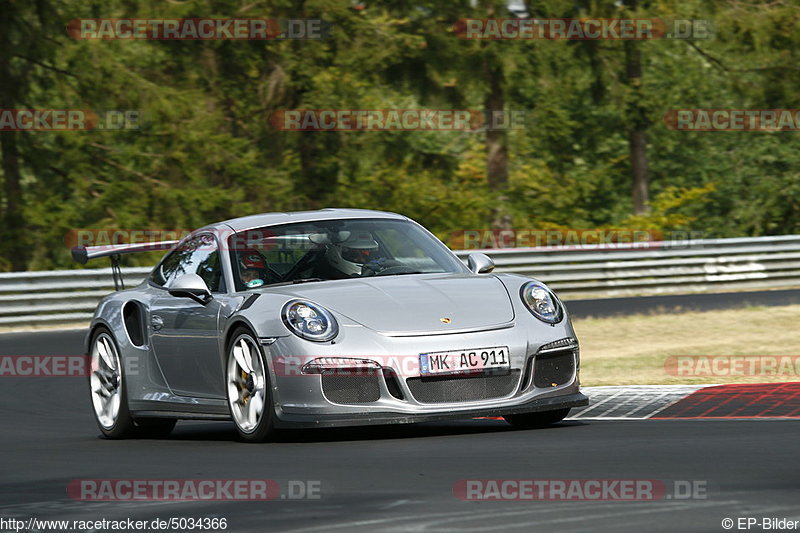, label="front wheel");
[504,408,571,429]
[226,328,275,442]
[89,328,136,439]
